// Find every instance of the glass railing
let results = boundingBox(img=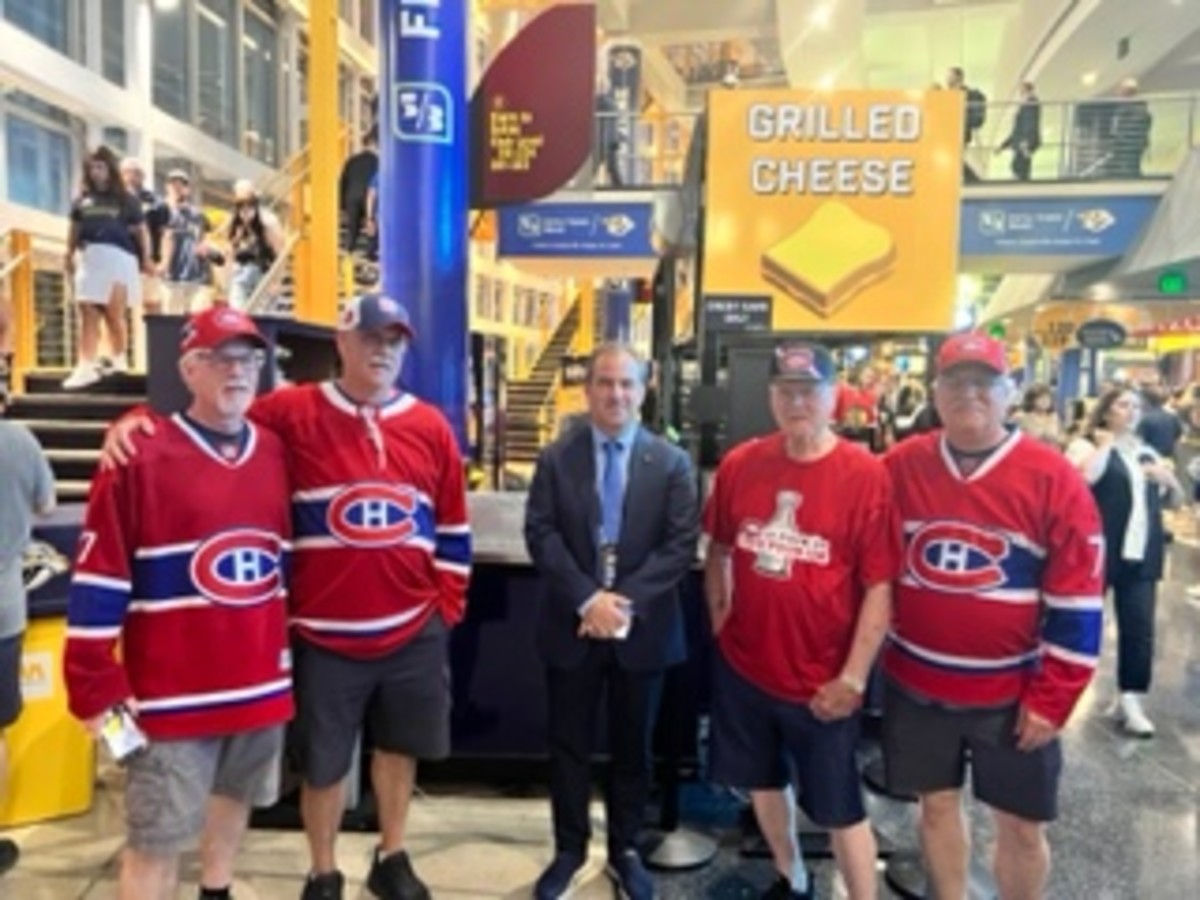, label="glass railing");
[965,94,1199,184]
[576,95,1200,191]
